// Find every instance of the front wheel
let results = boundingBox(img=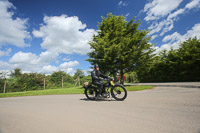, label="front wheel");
[84,87,96,100]
[111,84,127,101]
